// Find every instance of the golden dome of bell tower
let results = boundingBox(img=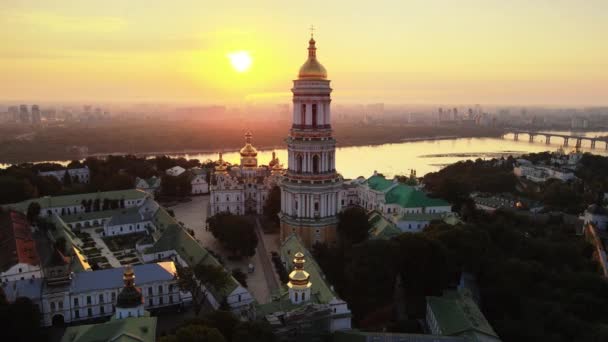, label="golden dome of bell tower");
[298,27,327,80]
